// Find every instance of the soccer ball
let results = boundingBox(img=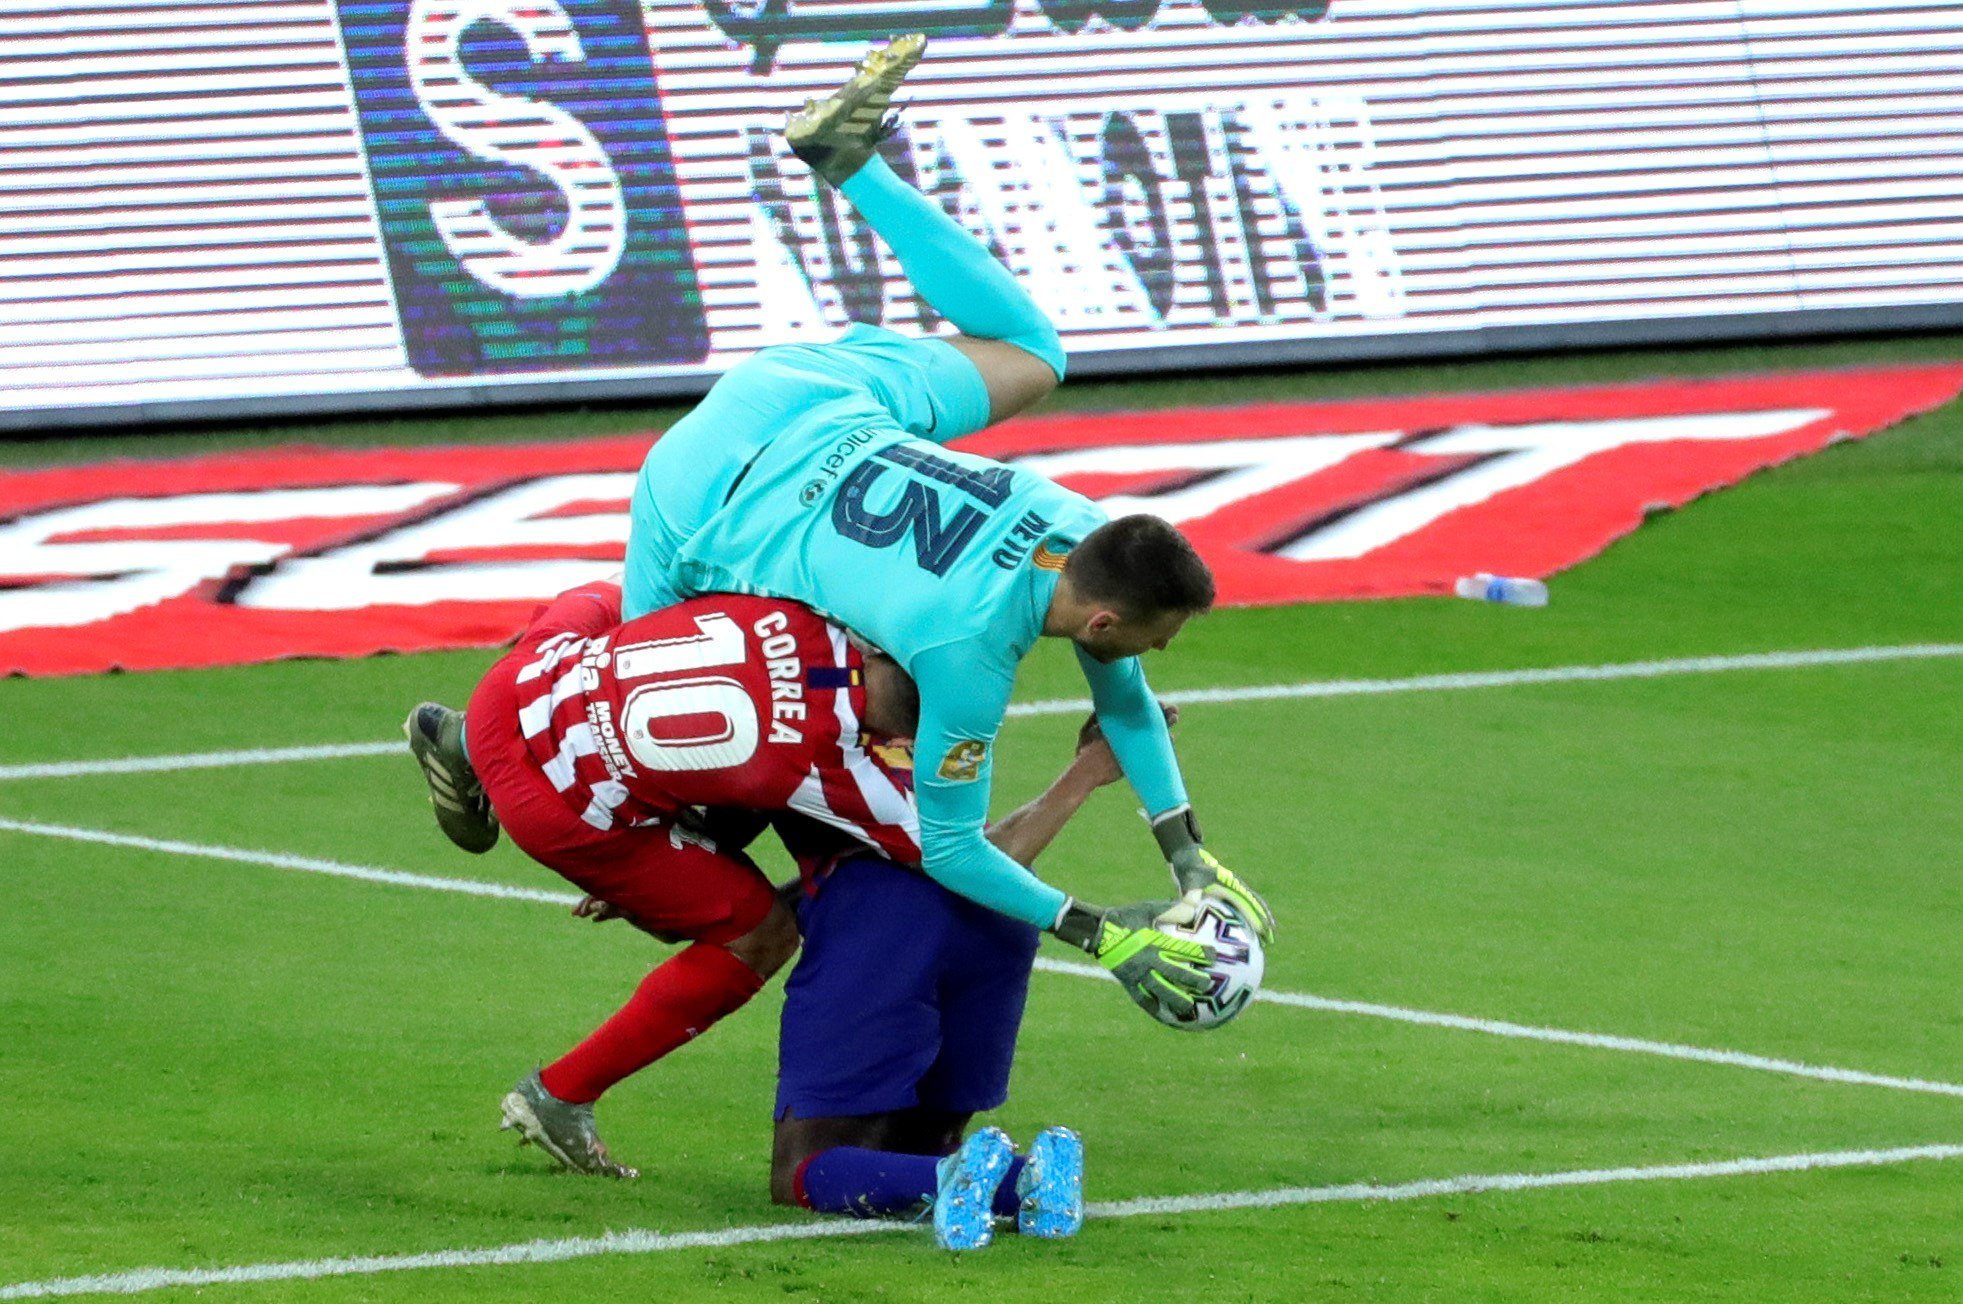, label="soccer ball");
[1155,897,1264,1031]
